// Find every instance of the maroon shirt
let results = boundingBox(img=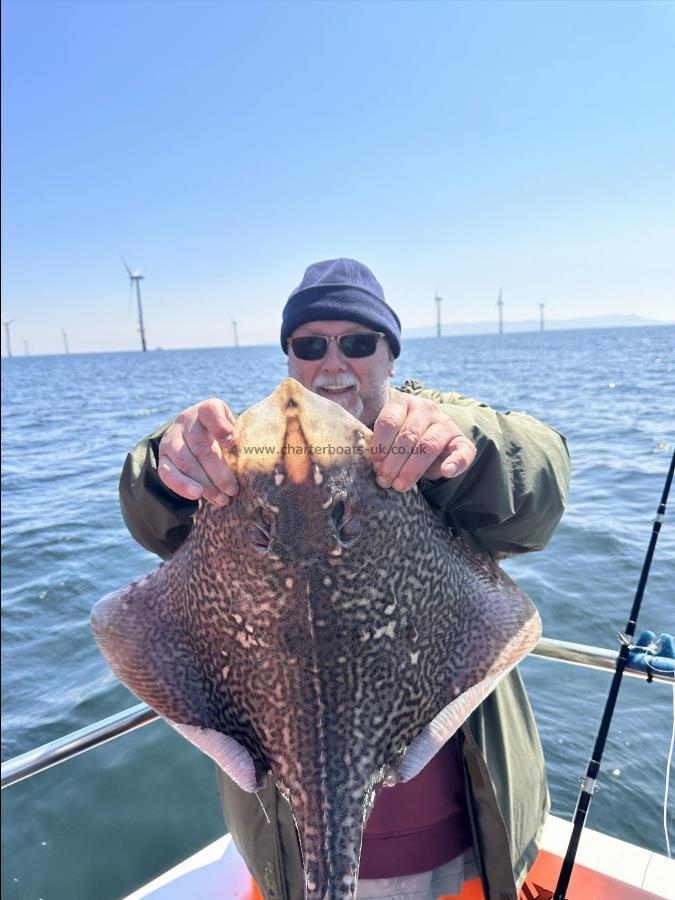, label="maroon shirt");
[359,738,472,879]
